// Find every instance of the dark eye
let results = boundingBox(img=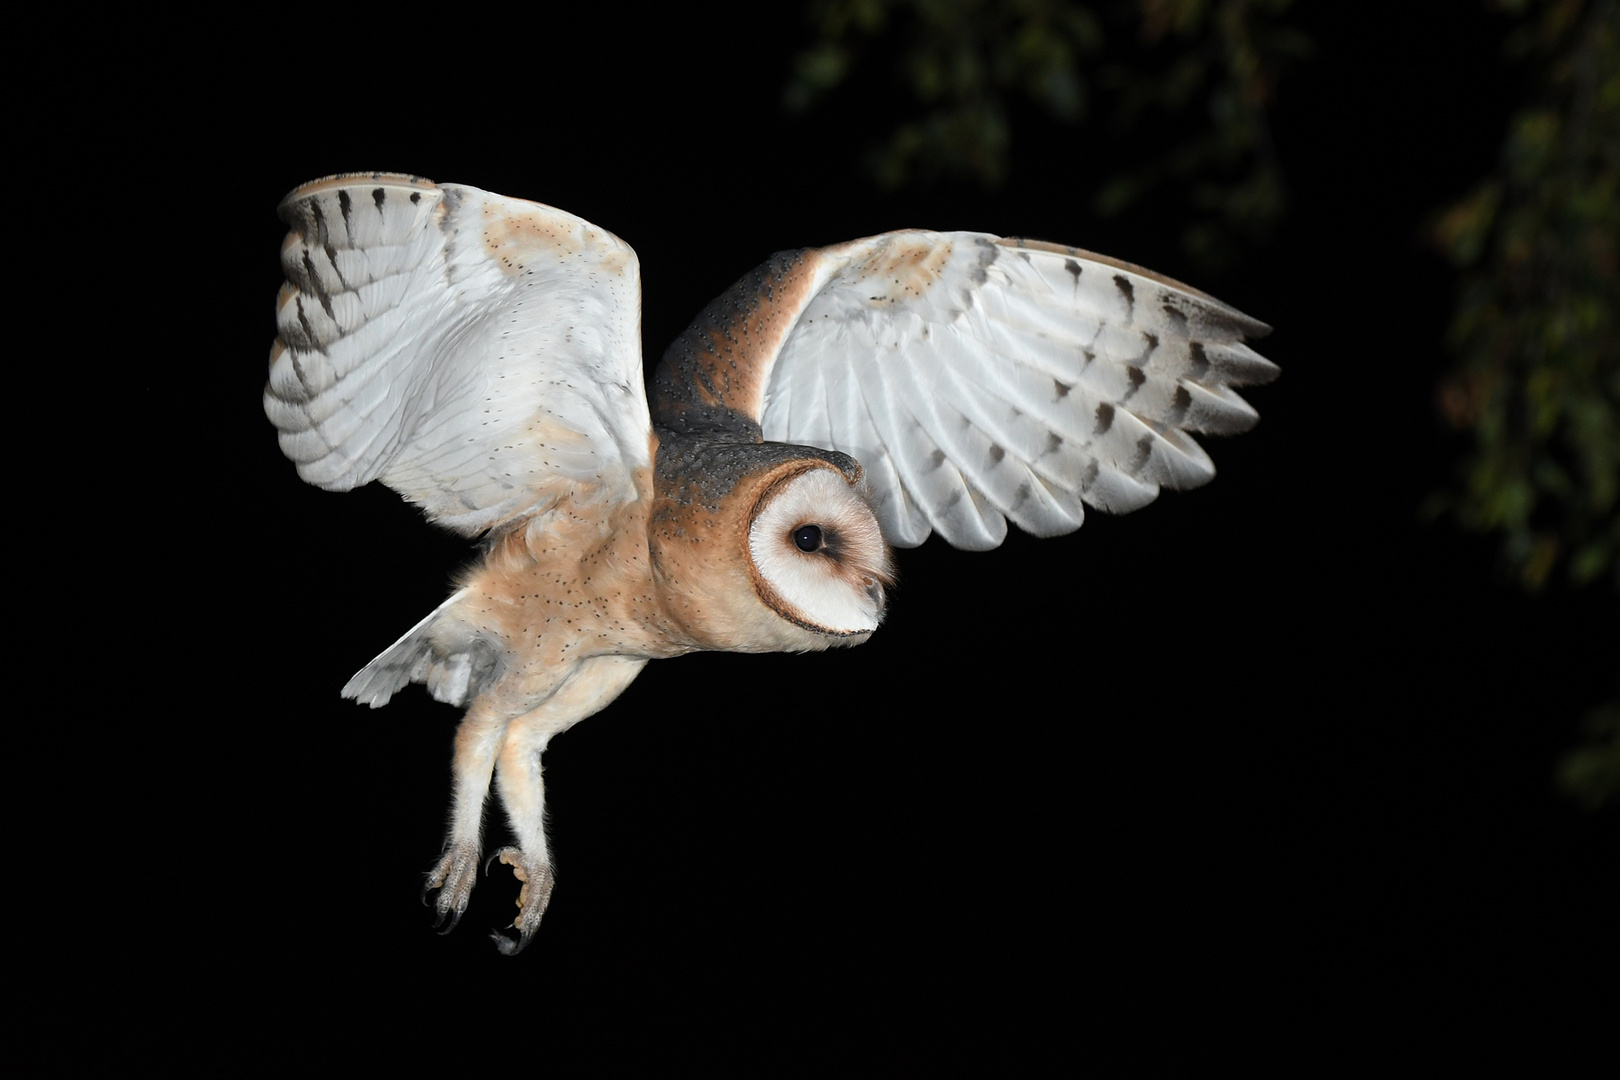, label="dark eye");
[792,525,823,552]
